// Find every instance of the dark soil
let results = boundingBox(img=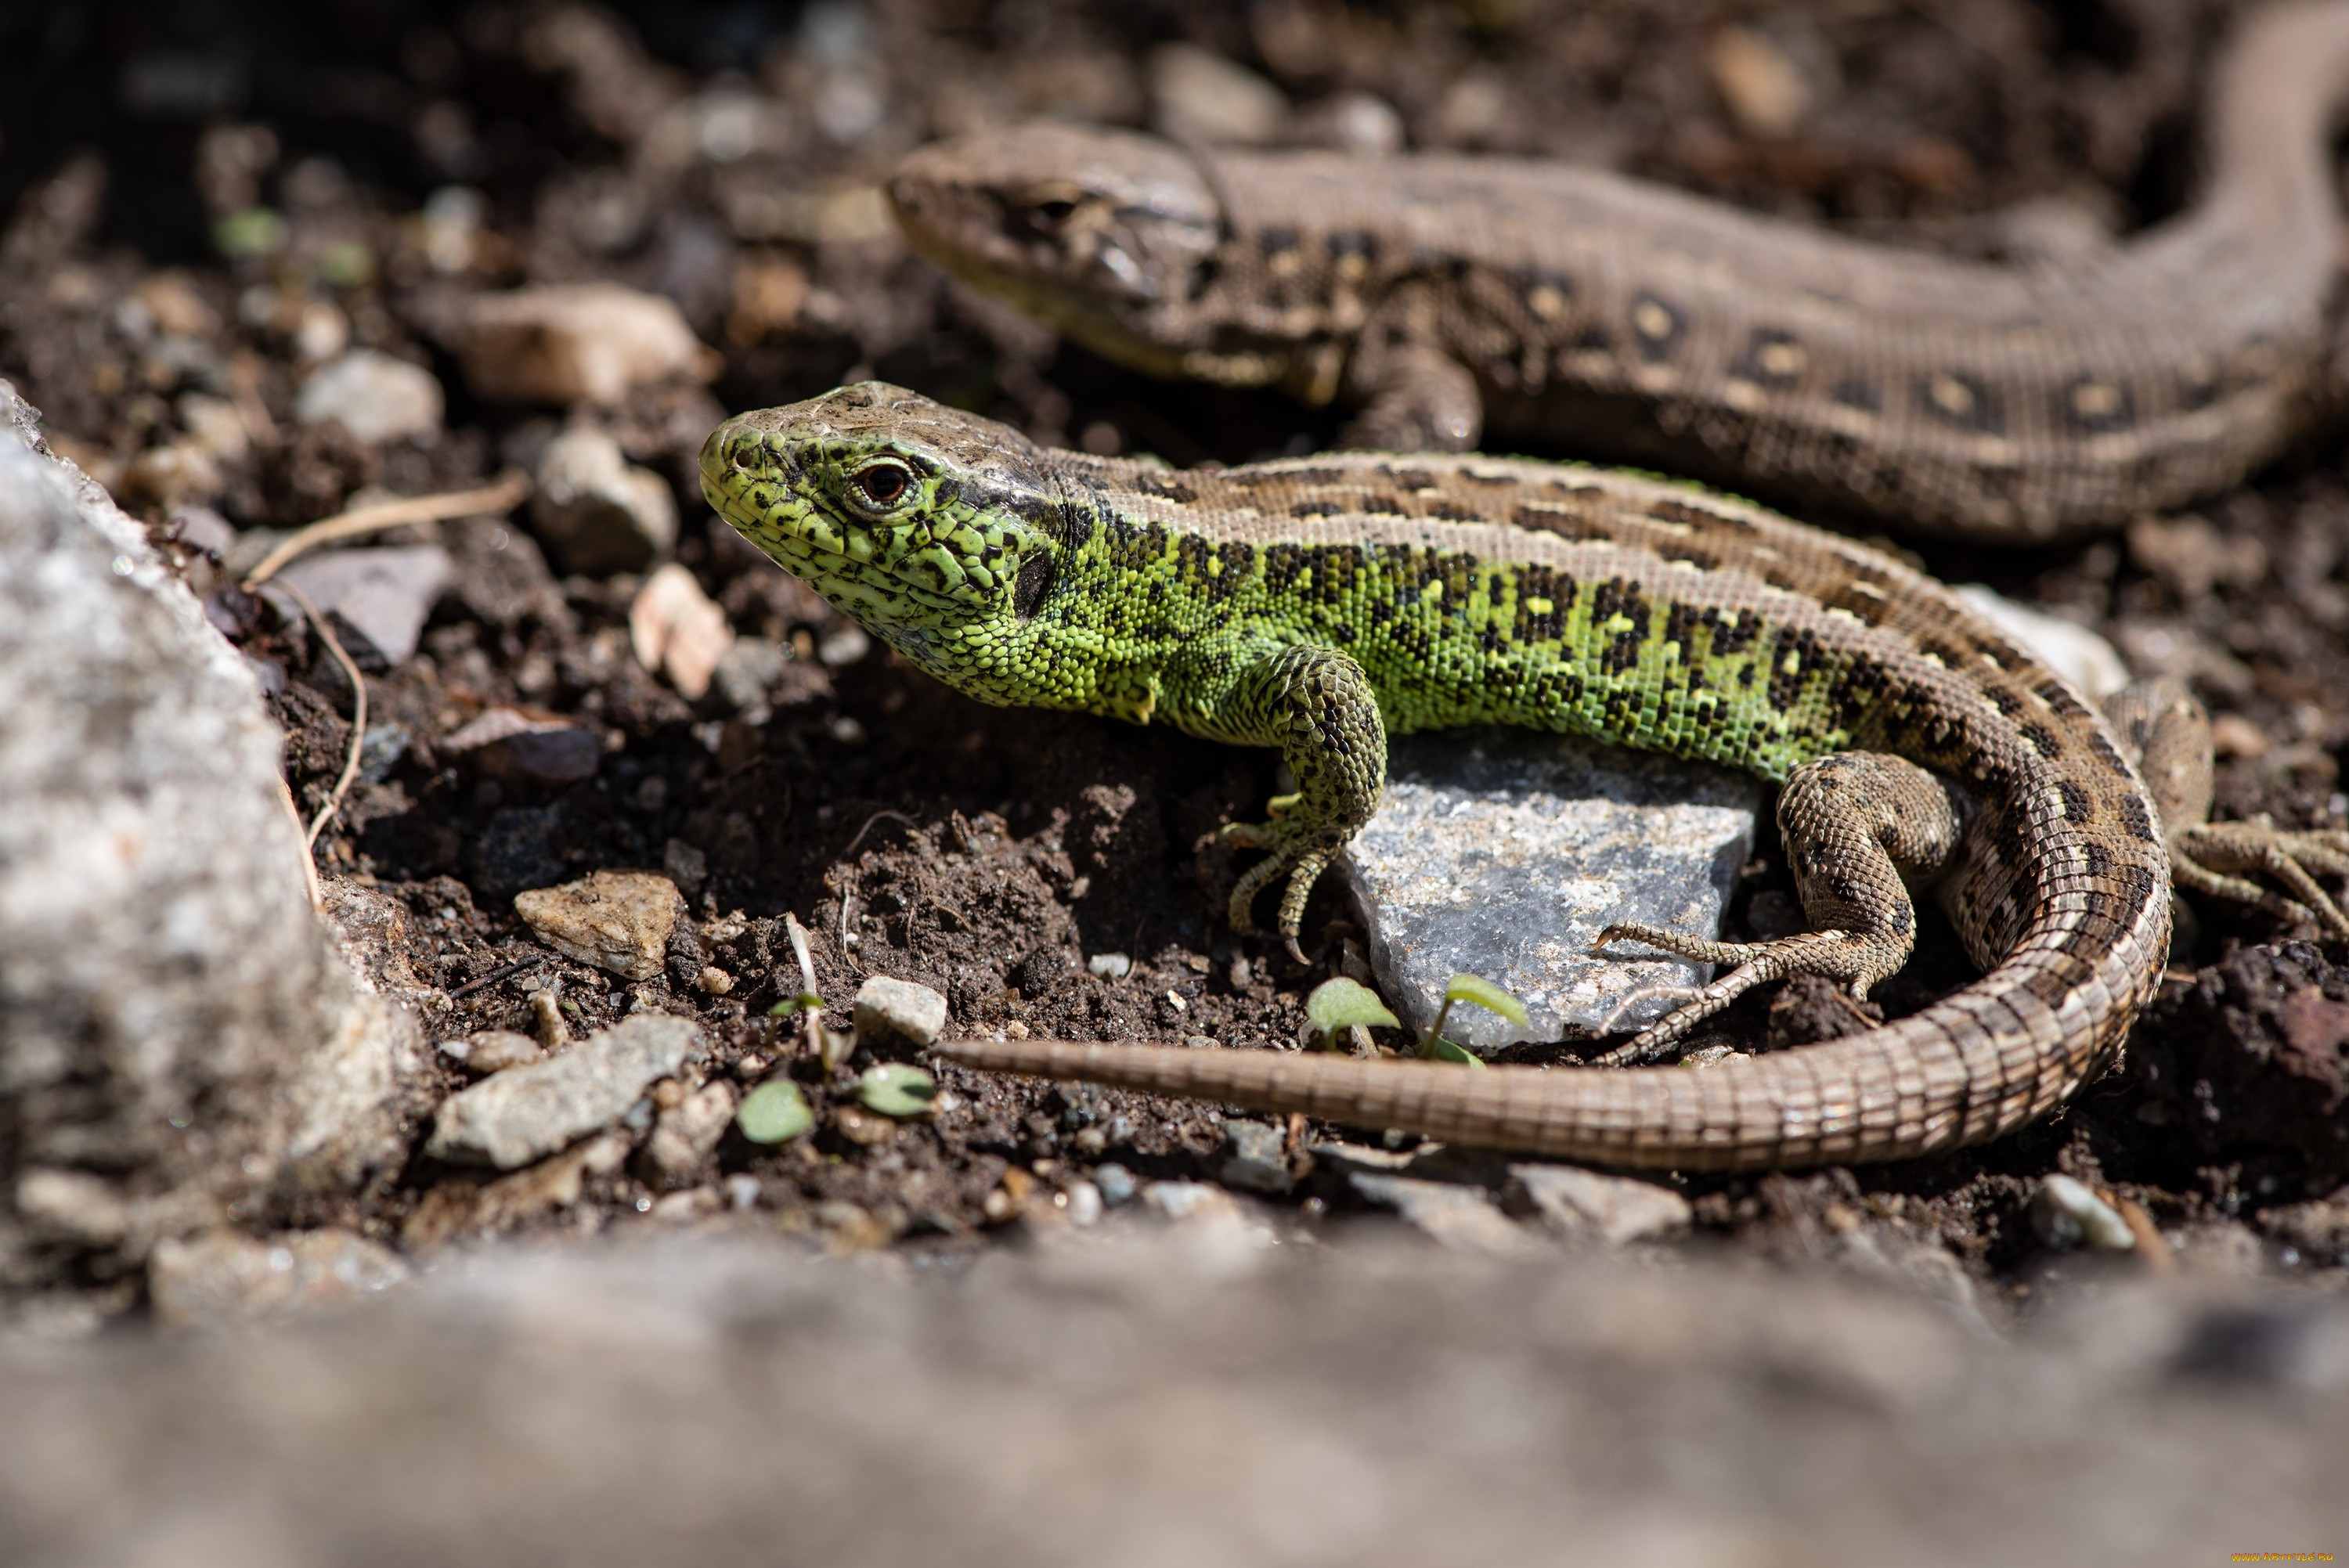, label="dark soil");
[5,0,2346,1301]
